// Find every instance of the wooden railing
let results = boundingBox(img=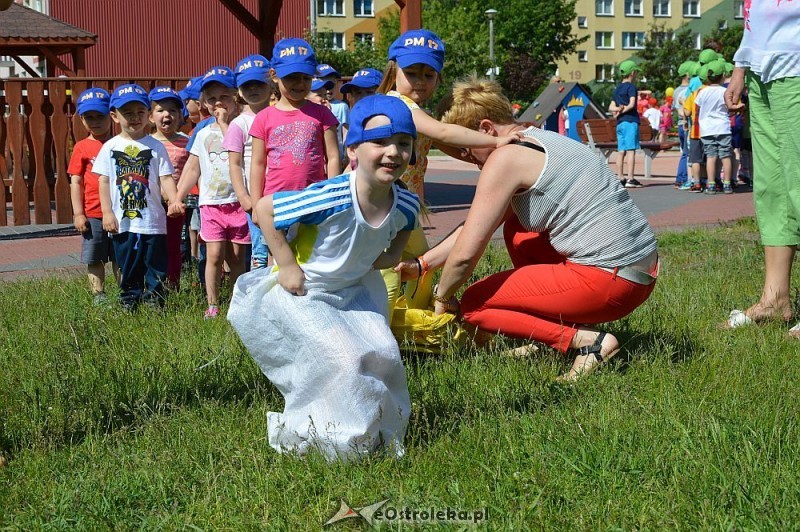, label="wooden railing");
[1,77,189,226]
